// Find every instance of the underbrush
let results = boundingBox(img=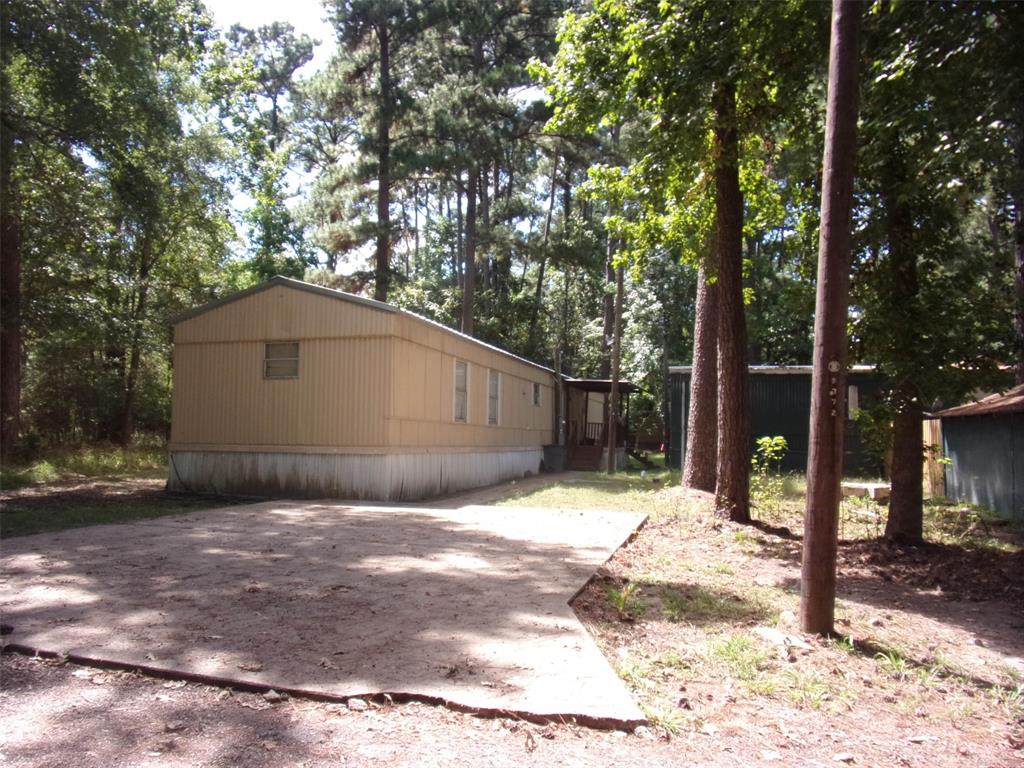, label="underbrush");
[0,439,167,490]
